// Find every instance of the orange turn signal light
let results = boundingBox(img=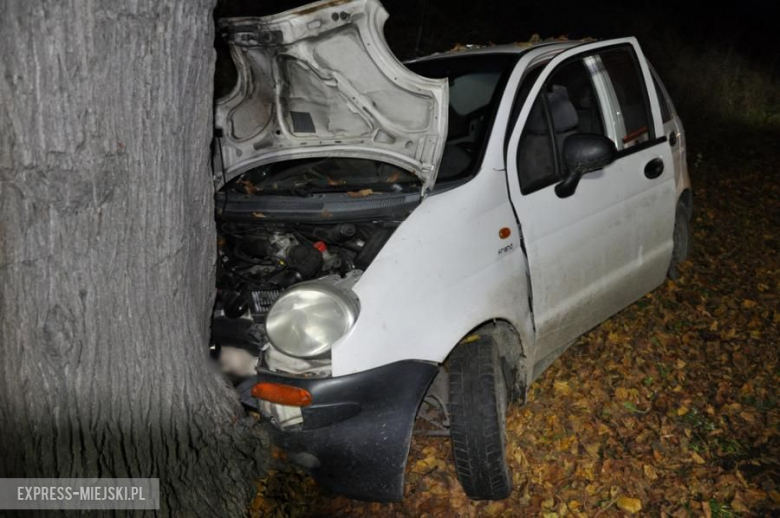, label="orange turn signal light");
[251,382,313,407]
[499,227,511,239]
